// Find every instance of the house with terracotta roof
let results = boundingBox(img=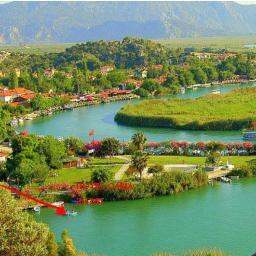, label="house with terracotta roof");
[44,67,57,78]
[151,64,163,70]
[100,65,115,73]
[0,152,8,162]
[123,79,143,89]
[0,87,36,104]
